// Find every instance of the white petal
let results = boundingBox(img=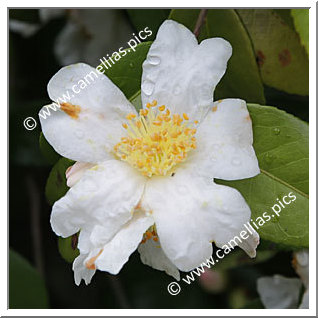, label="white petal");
[73,253,96,286]
[141,168,256,271]
[93,211,154,274]
[236,230,259,258]
[141,20,232,119]
[40,63,137,163]
[257,275,302,309]
[189,98,260,180]
[77,227,95,254]
[50,160,146,250]
[293,249,309,288]
[66,162,95,187]
[138,237,180,281]
[299,289,309,309]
